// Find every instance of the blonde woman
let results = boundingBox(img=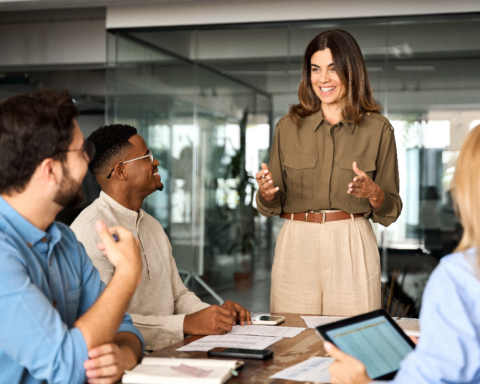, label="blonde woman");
[326,125,480,384]
[256,29,401,316]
